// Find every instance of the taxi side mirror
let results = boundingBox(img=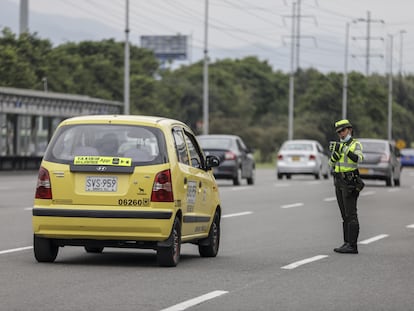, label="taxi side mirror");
[205,155,220,170]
